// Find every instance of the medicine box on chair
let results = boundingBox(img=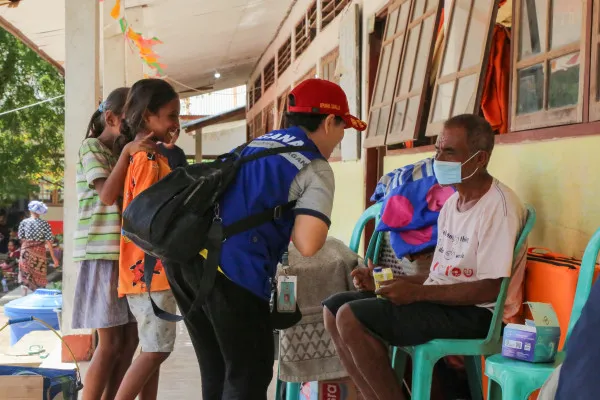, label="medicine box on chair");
[501,302,560,363]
